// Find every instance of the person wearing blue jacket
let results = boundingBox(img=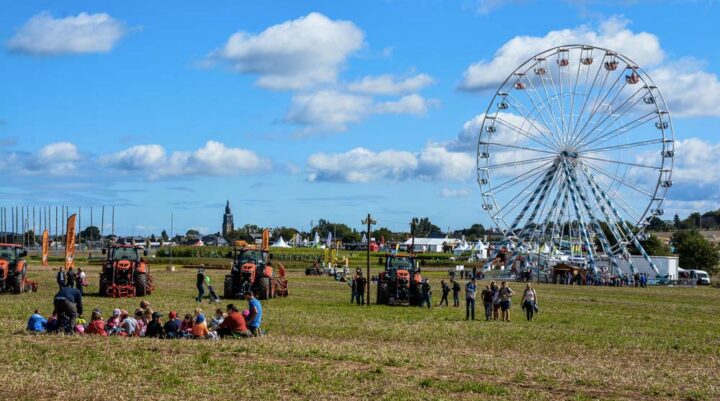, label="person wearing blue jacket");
[244,291,263,336]
[26,308,47,332]
[54,286,83,334]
